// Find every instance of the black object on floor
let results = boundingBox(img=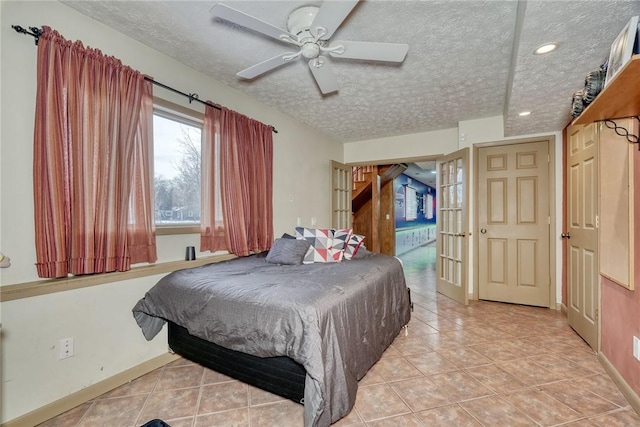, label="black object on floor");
[140,420,171,427]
